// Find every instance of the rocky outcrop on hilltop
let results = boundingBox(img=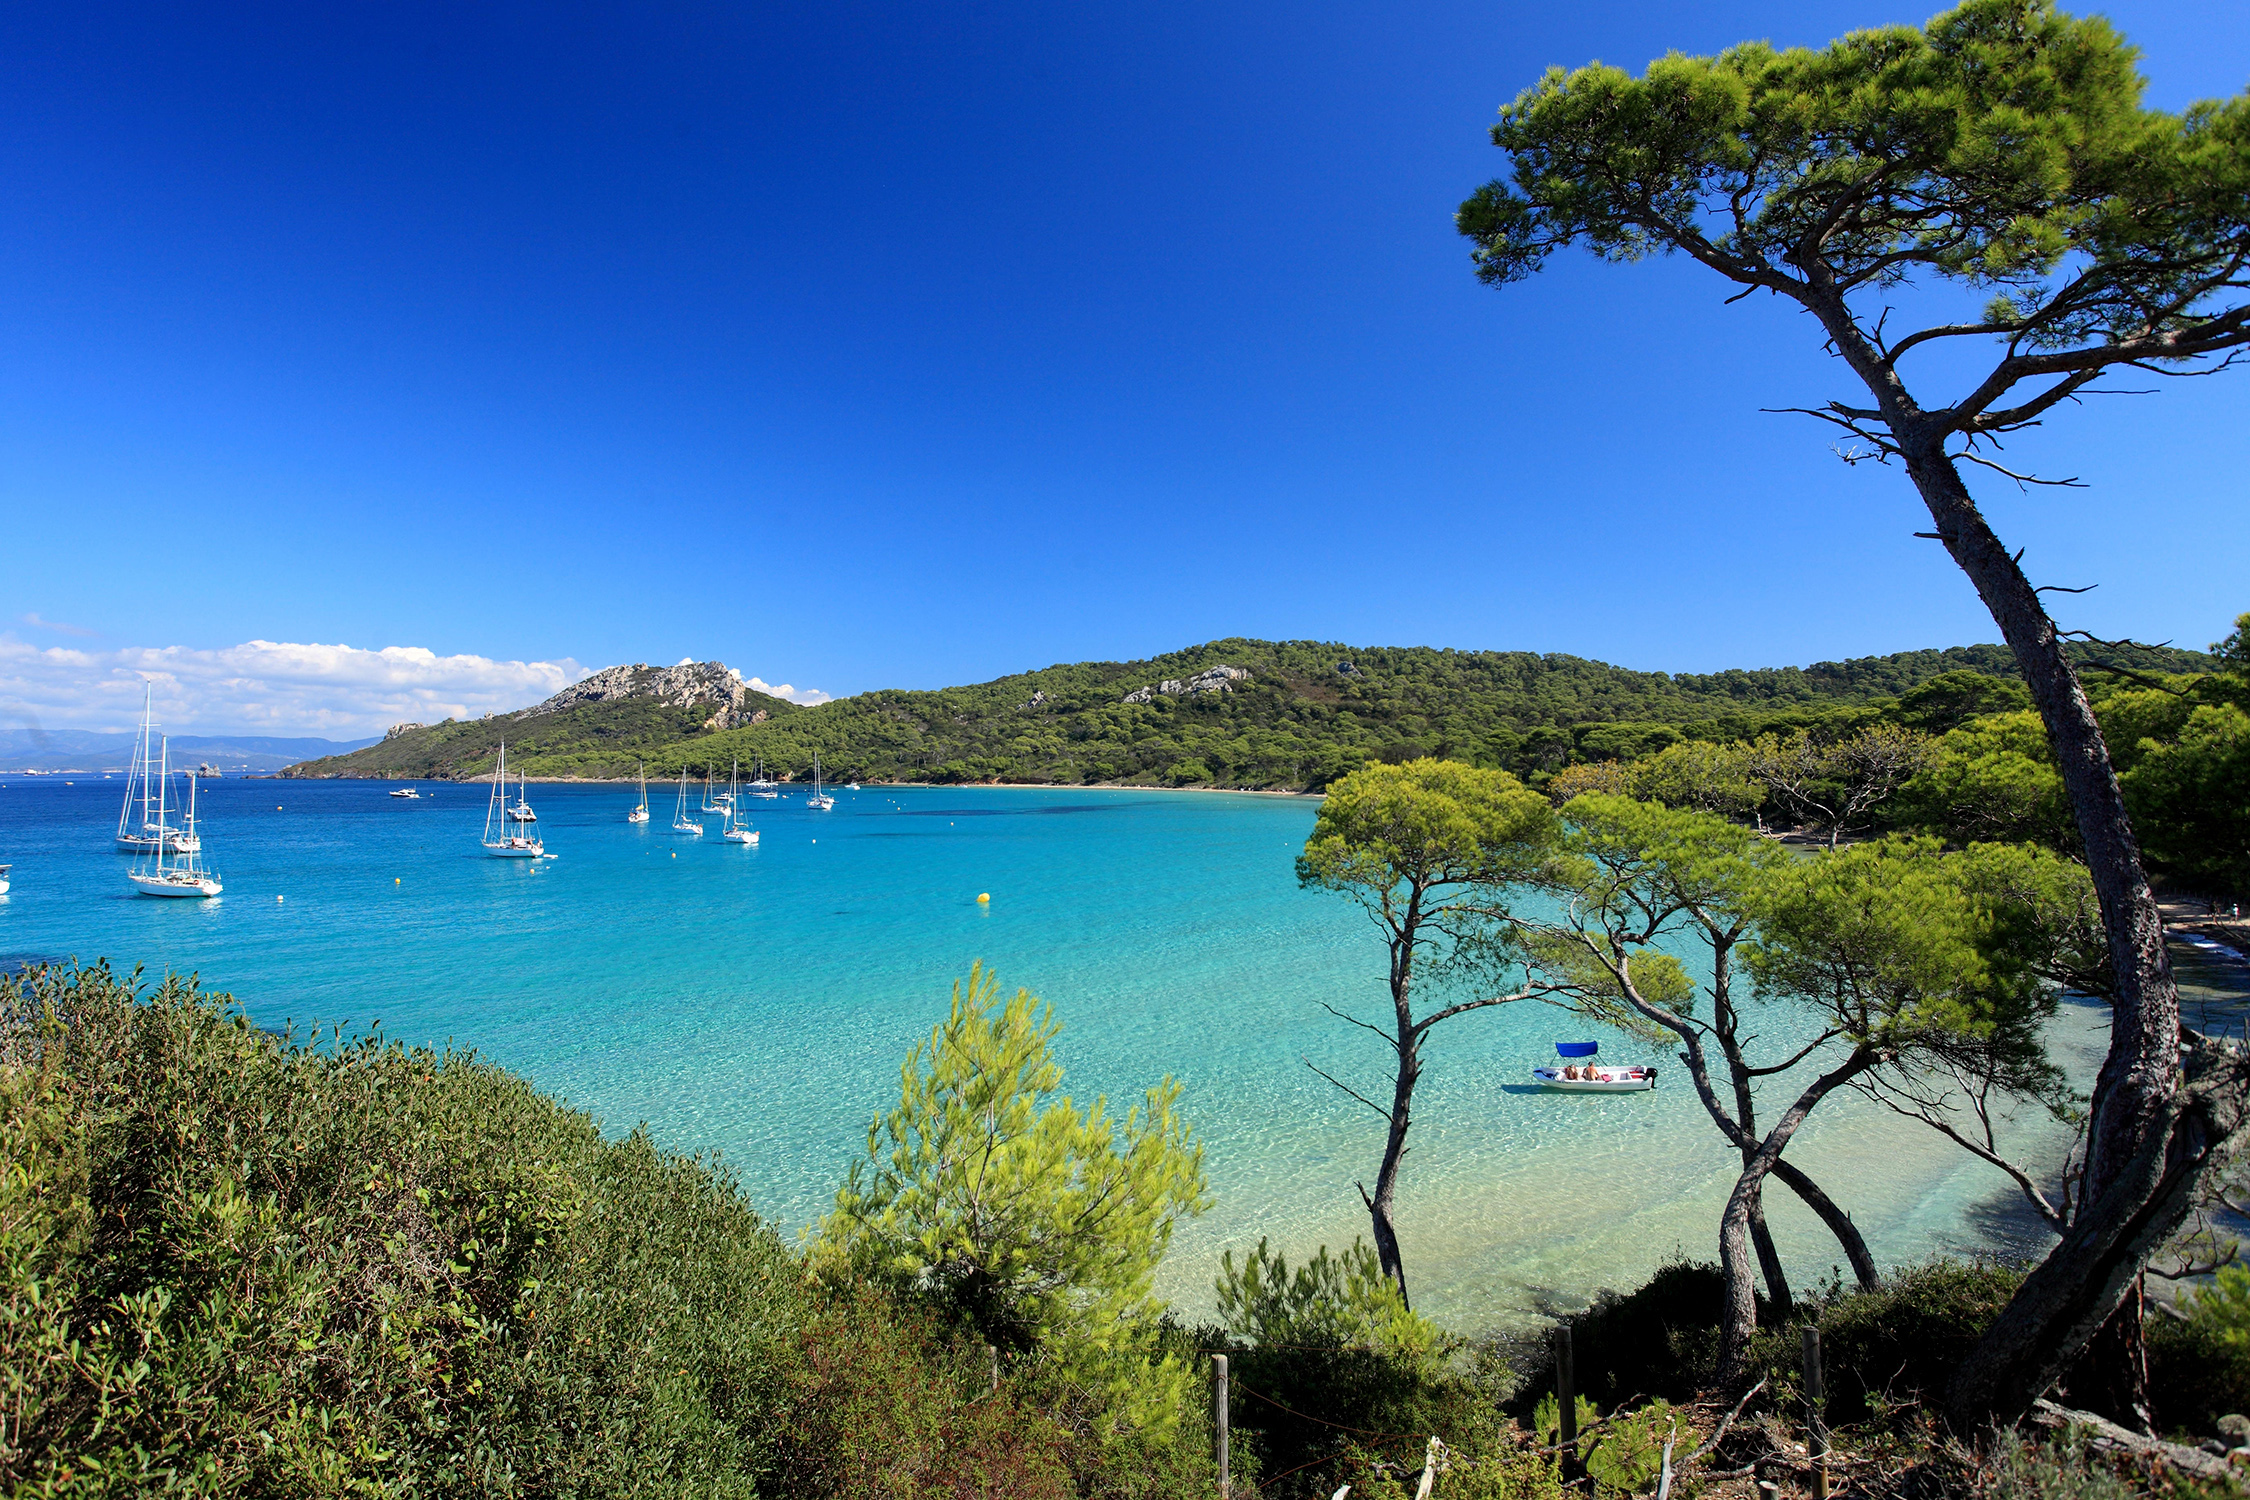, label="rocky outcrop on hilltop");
[525,661,753,723]
[1120,664,1251,705]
